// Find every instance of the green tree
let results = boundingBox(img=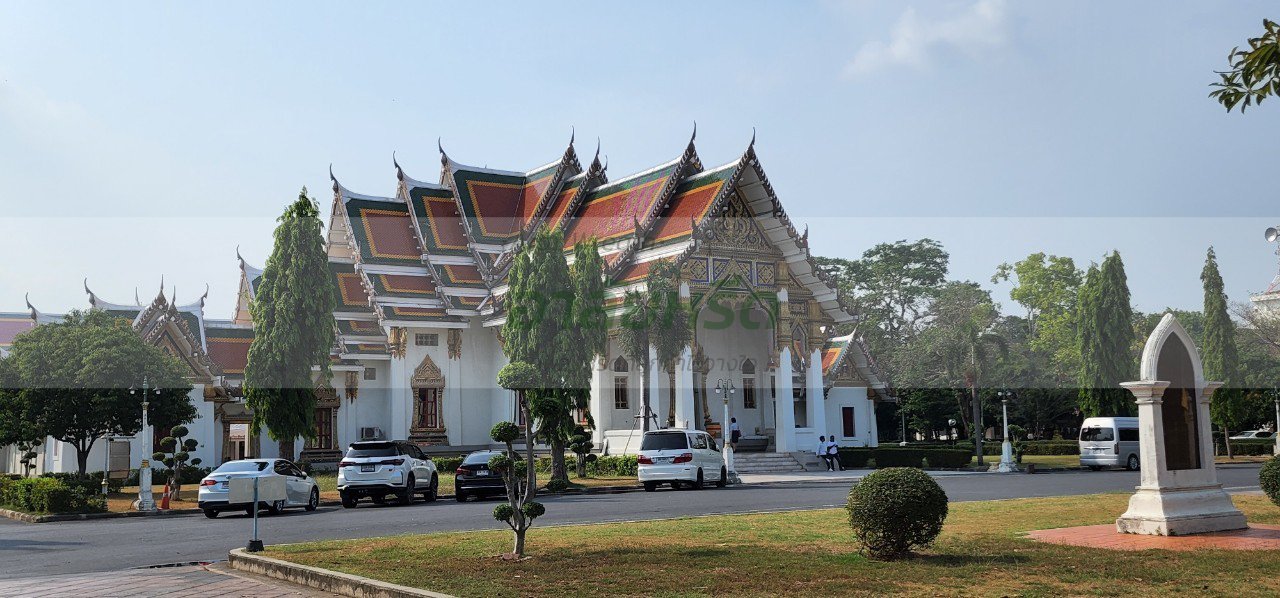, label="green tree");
[560,239,608,480]
[917,282,1005,465]
[816,239,948,344]
[500,227,578,484]
[1202,247,1245,457]
[992,253,1083,380]
[2,310,195,476]
[1210,19,1280,112]
[493,362,544,558]
[617,260,691,432]
[0,356,43,477]
[152,424,201,500]
[1077,253,1135,417]
[244,188,337,459]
